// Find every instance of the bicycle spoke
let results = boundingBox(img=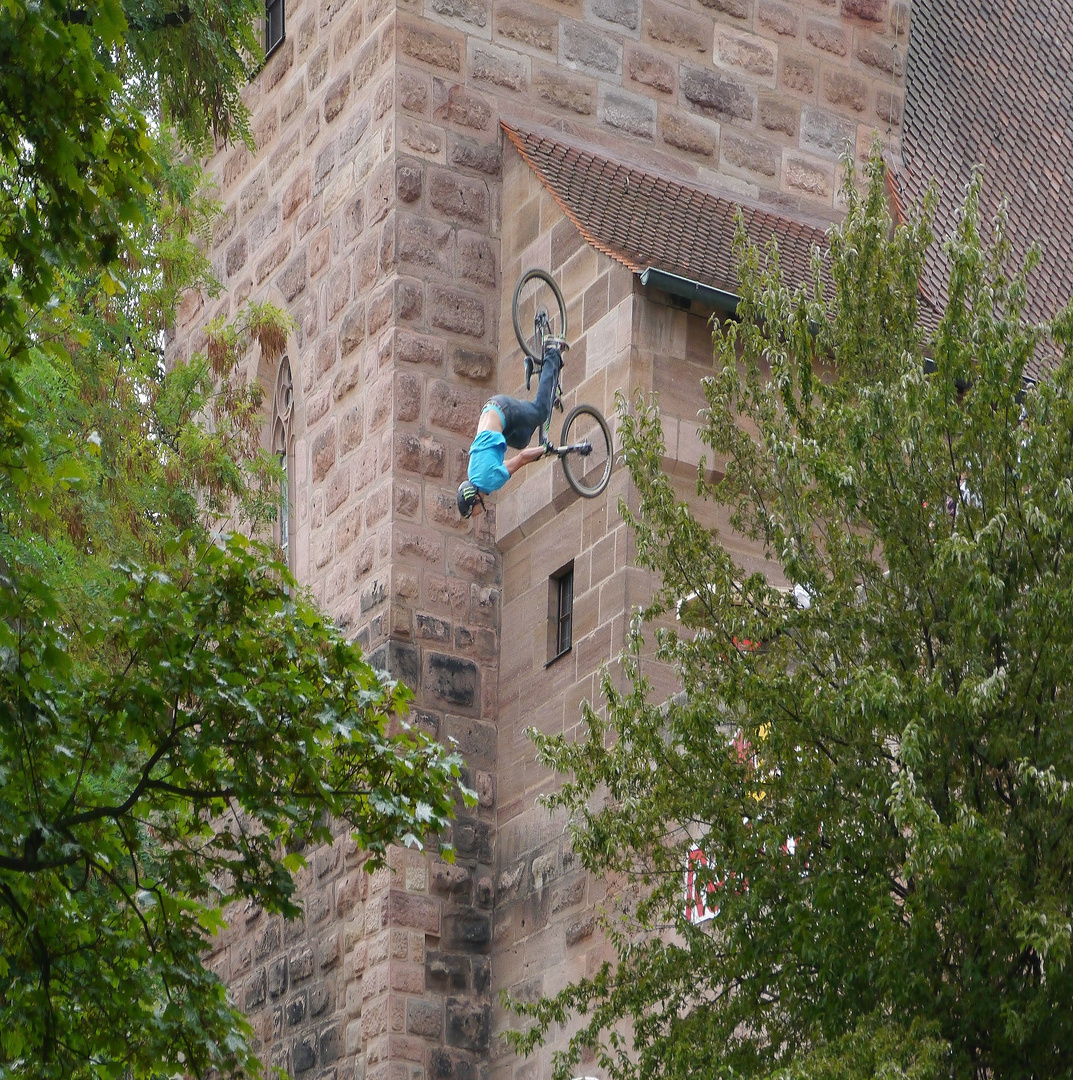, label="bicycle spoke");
[512,270,568,363]
[560,405,612,498]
